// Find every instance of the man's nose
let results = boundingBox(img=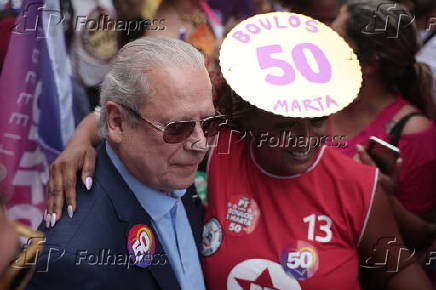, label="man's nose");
[184,122,208,152]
